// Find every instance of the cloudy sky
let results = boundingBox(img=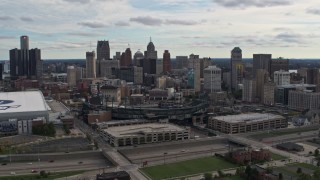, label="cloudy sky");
[1,0,320,59]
